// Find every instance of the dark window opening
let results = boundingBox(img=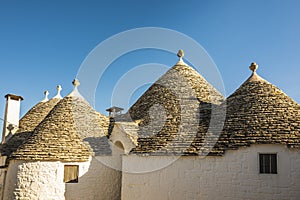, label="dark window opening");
[259,154,277,174]
[64,165,79,183]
